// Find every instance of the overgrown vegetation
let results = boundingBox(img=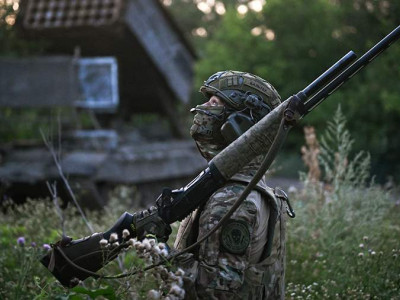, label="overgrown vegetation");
[0,186,183,299]
[0,107,399,299]
[286,107,400,299]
